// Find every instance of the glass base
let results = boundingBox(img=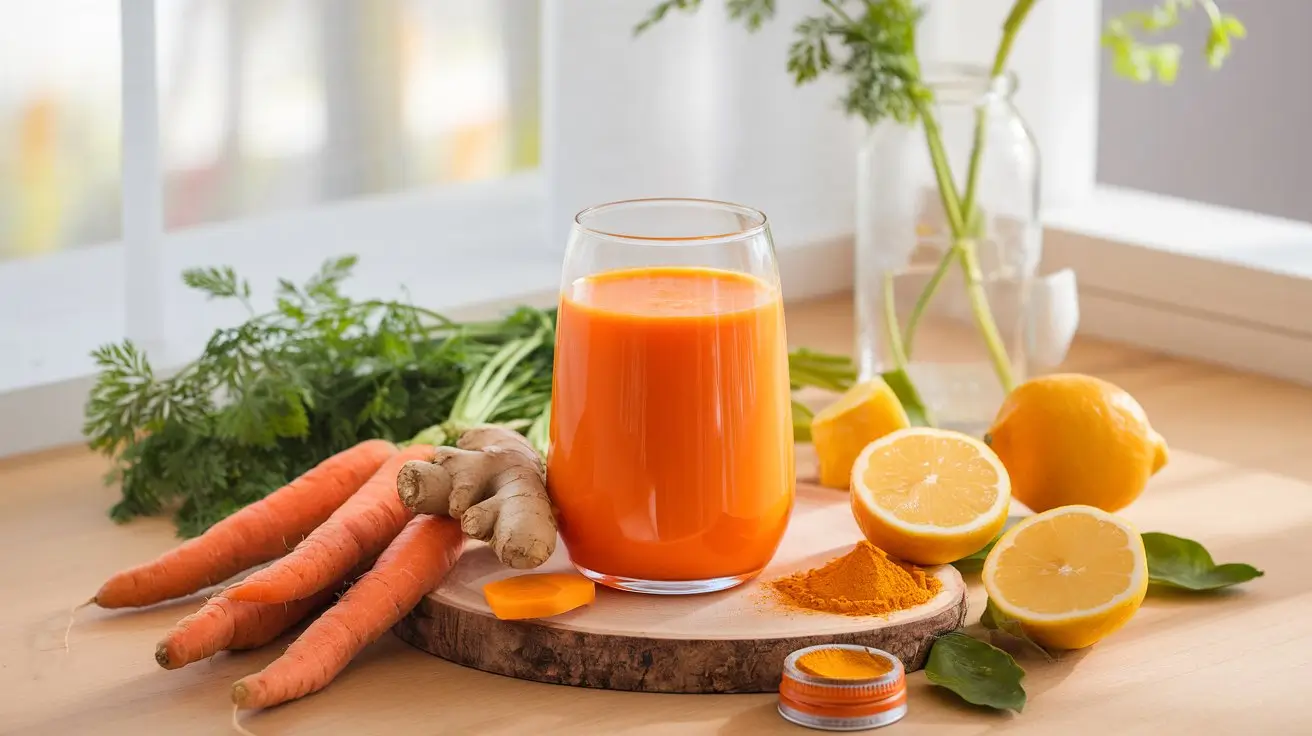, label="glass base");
[574,564,760,595]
